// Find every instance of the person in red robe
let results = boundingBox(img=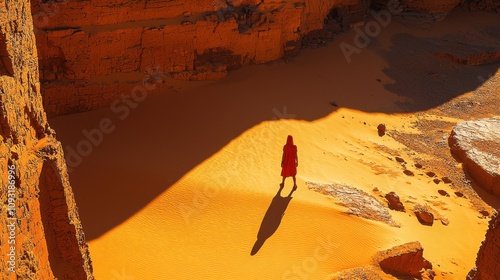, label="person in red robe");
[280,135,298,190]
